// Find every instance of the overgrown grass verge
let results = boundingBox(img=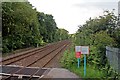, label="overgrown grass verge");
[69,65,104,78]
[60,46,105,79]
